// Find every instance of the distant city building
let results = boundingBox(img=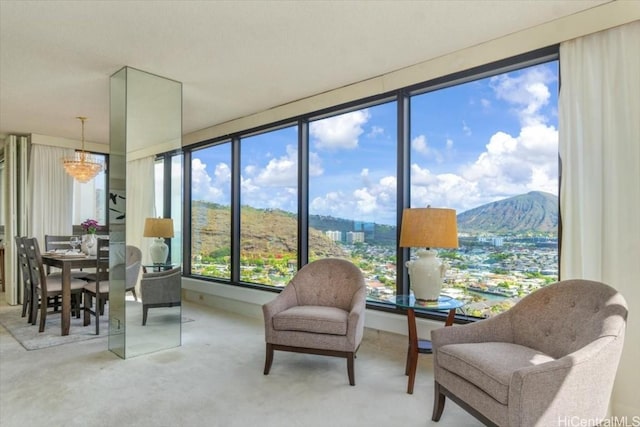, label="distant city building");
[325,230,342,242]
[477,235,504,247]
[346,231,365,244]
